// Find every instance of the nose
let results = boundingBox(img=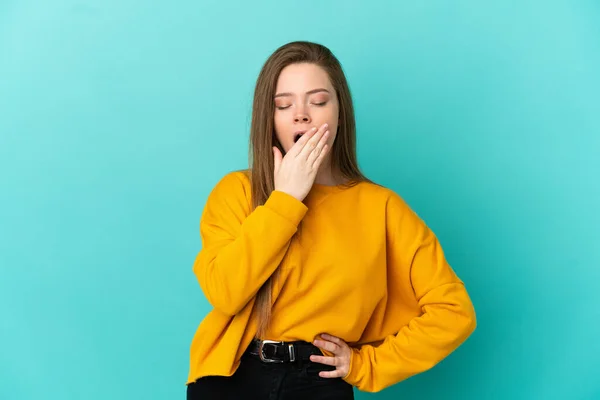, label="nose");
[294,110,311,124]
